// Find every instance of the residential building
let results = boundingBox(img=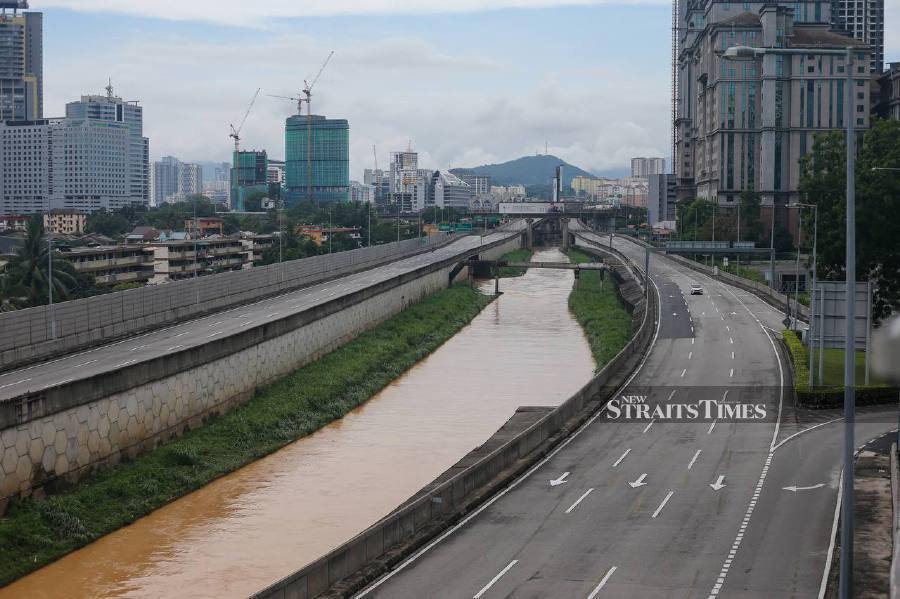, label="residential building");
[648,174,677,227]
[875,62,900,119]
[184,217,225,238]
[298,225,362,247]
[0,214,27,231]
[66,85,150,205]
[284,114,350,205]
[125,226,160,243]
[490,185,527,202]
[631,157,666,178]
[60,244,154,286]
[148,238,251,283]
[231,149,267,211]
[363,168,390,205]
[832,0,884,73]
[240,233,275,264]
[0,2,42,122]
[153,156,202,205]
[675,3,871,218]
[0,118,49,213]
[43,209,85,234]
[389,150,418,195]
